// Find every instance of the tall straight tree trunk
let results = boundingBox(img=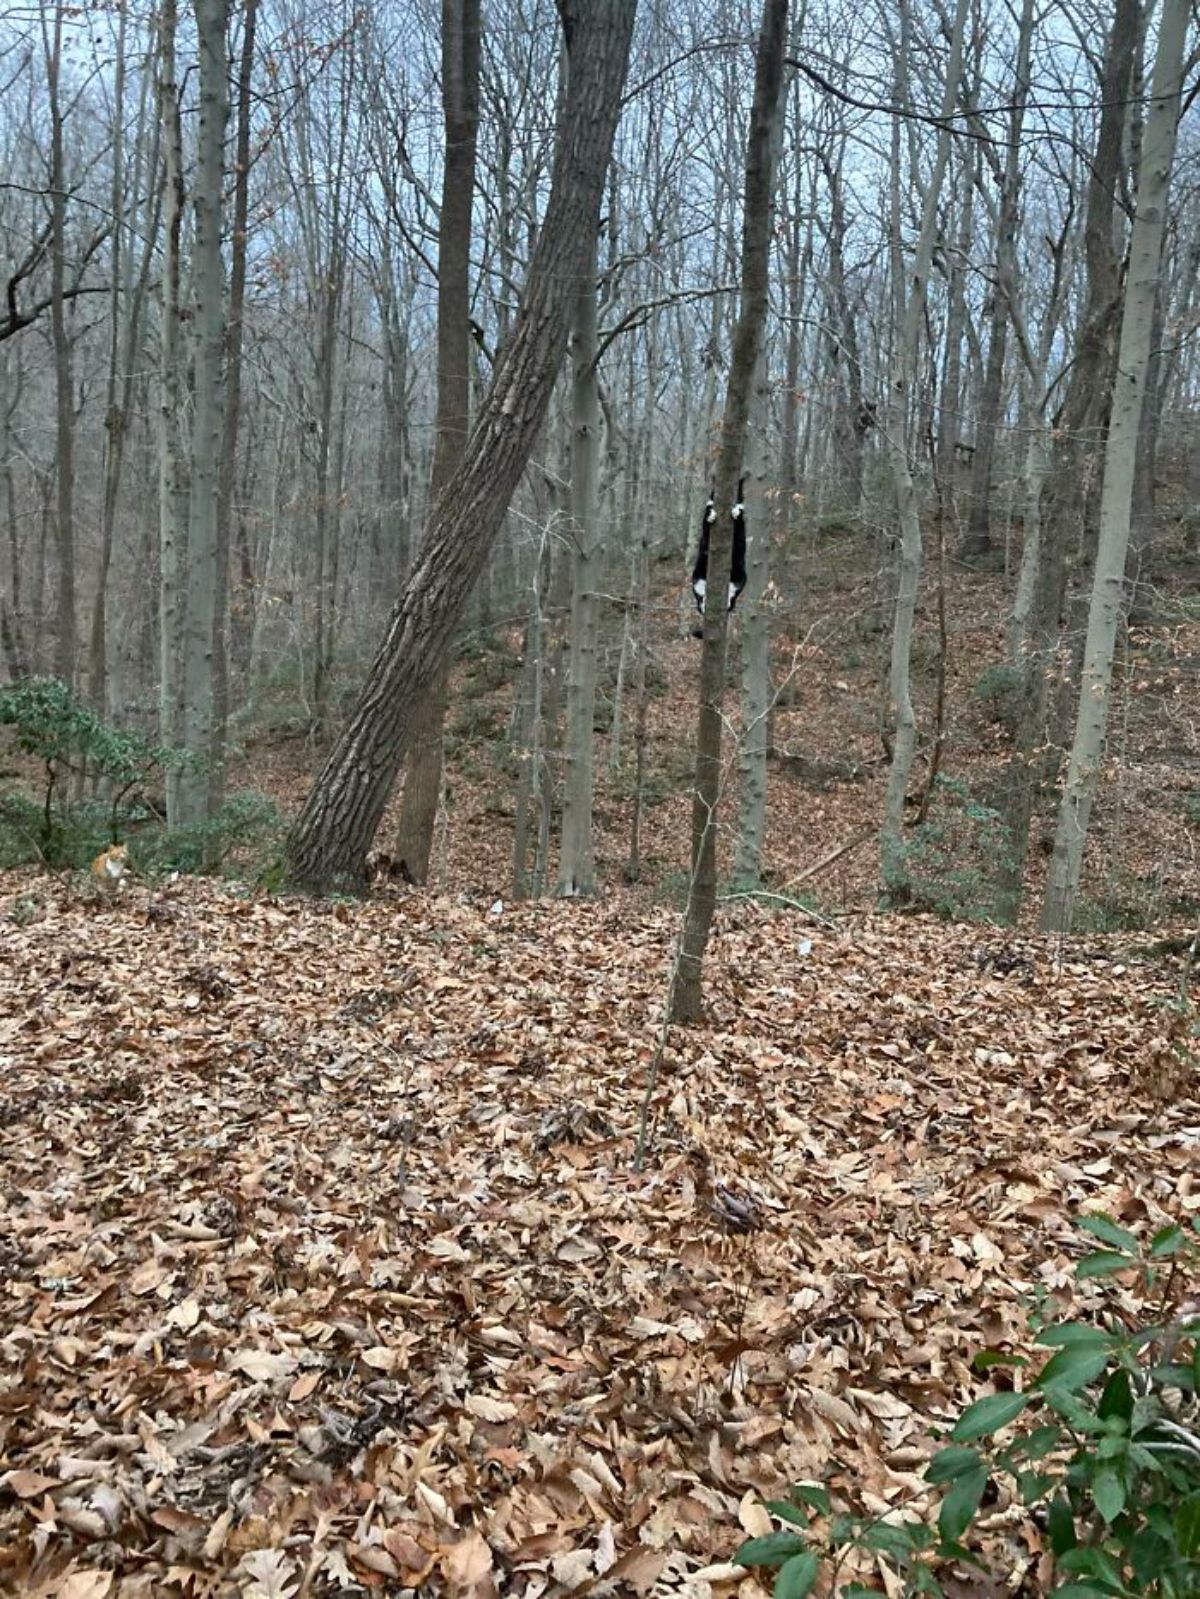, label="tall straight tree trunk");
[175,0,229,827]
[44,5,75,685]
[158,0,188,818]
[880,0,968,897]
[1041,0,1189,933]
[211,0,258,809]
[670,0,789,1025]
[733,345,771,885]
[1001,0,1138,902]
[285,0,636,892]
[88,3,127,711]
[90,21,159,715]
[557,222,602,895]
[394,0,481,884]
[962,0,1034,561]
